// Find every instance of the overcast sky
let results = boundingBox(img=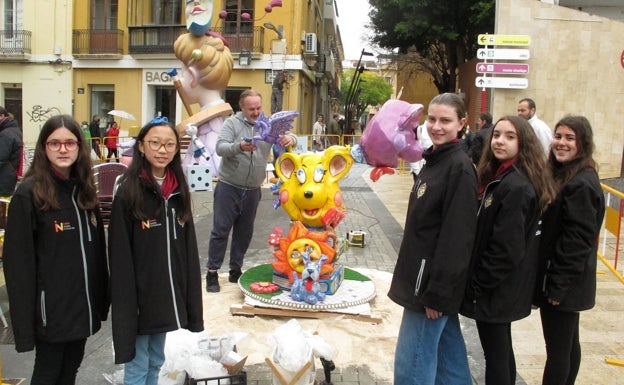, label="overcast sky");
[335,0,374,60]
